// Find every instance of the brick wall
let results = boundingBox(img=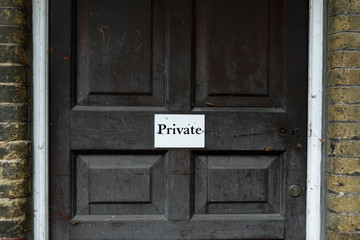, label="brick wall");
[327,0,360,239]
[0,0,30,239]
